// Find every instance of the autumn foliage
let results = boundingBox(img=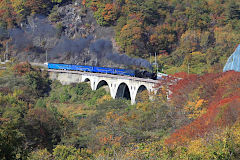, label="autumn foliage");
[164,71,240,145]
[13,61,34,76]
